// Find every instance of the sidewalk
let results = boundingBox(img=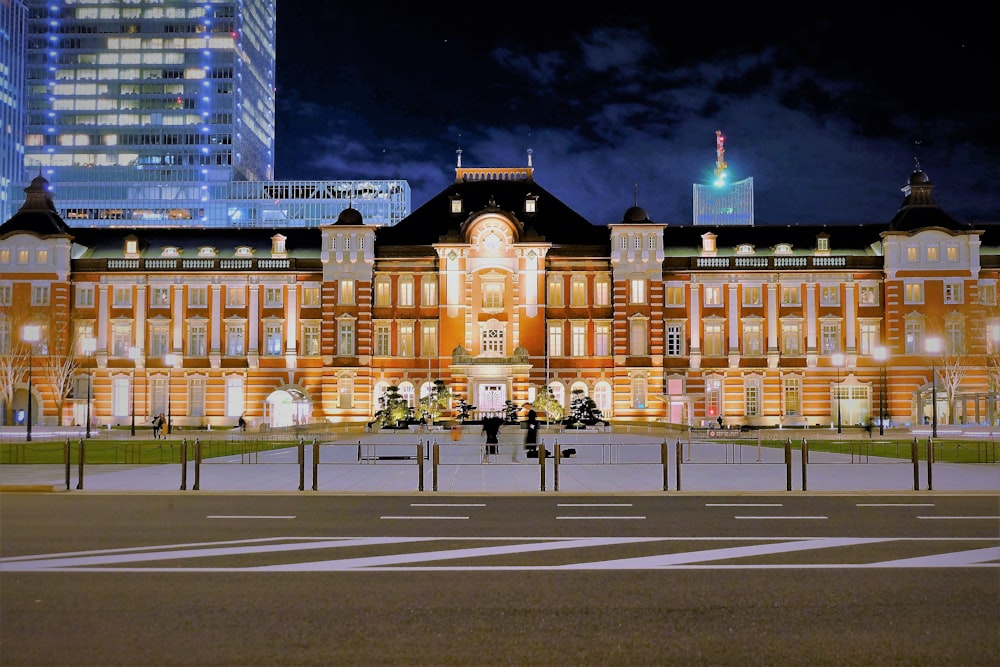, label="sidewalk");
[1,426,997,493]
